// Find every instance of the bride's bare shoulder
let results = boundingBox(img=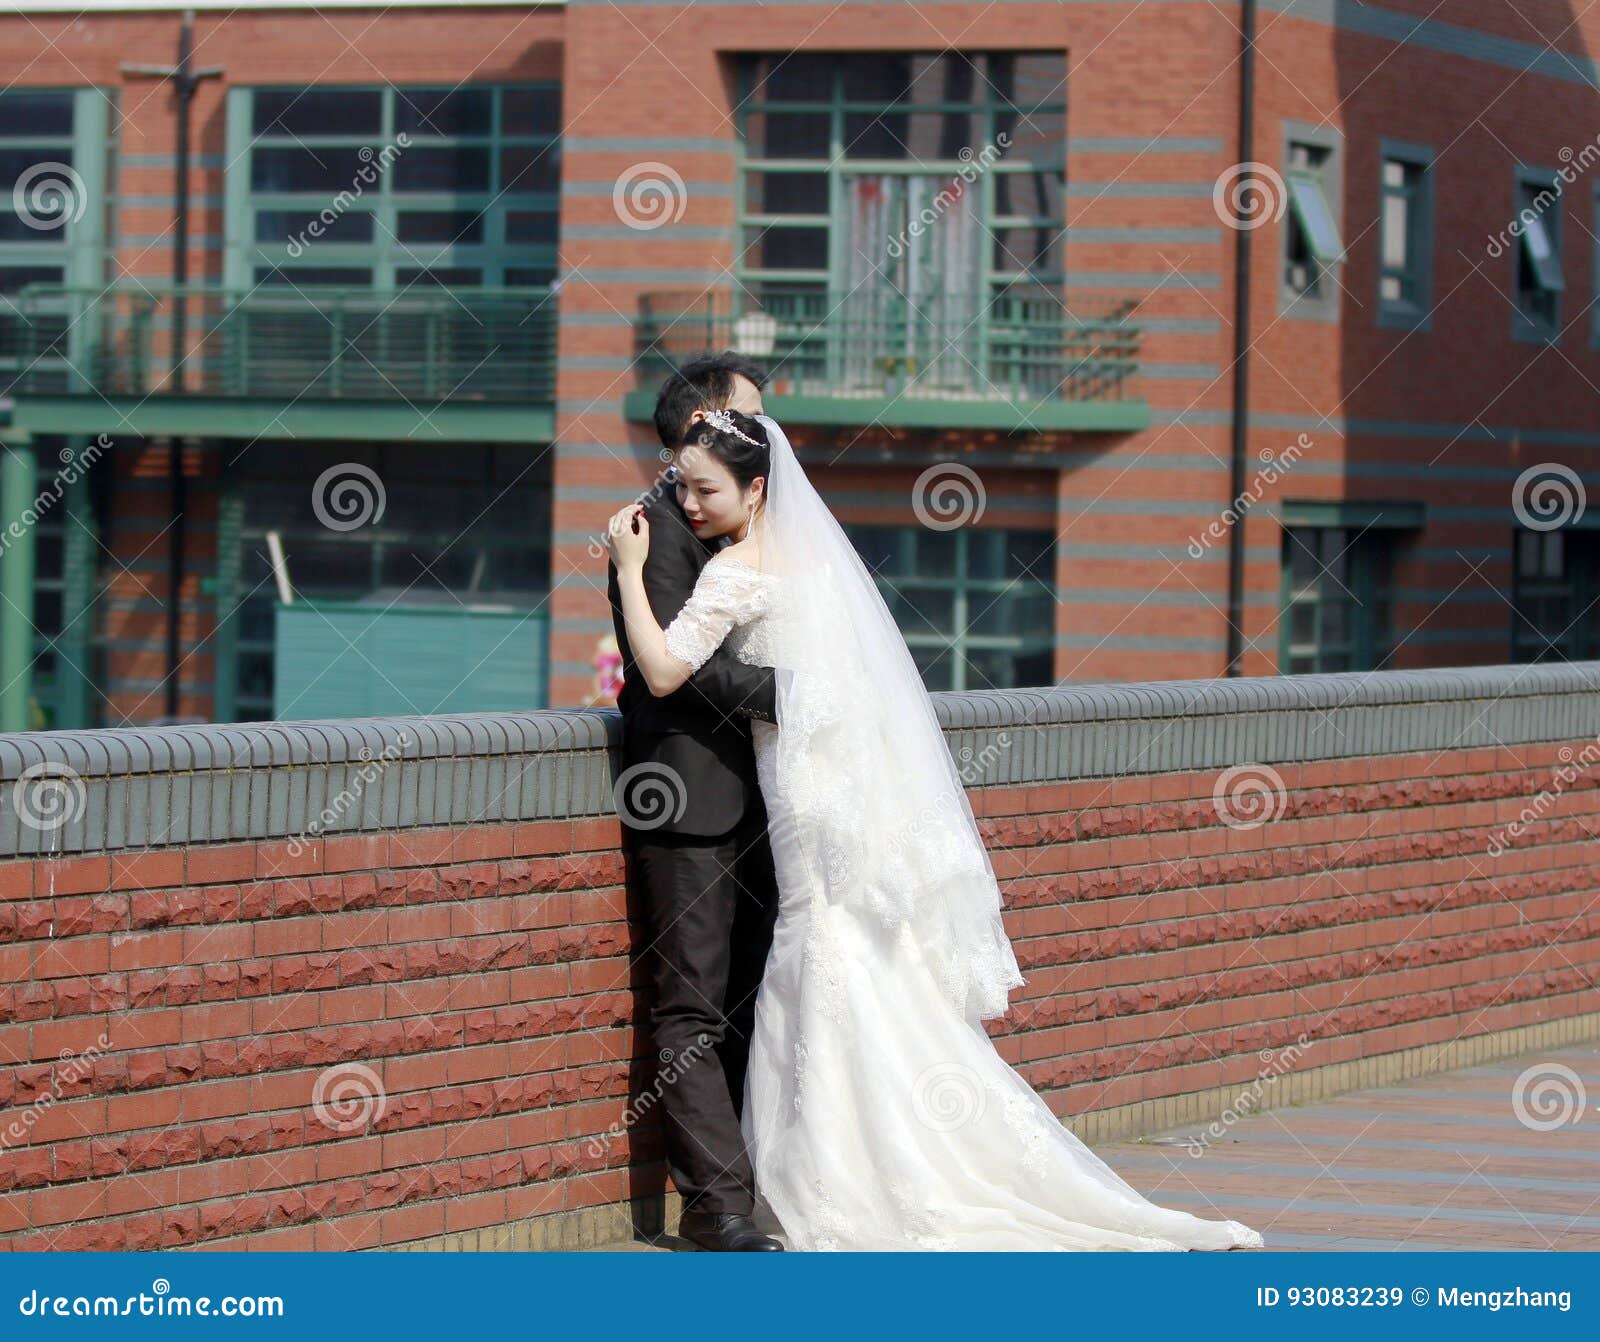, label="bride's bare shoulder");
[715,539,763,571]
